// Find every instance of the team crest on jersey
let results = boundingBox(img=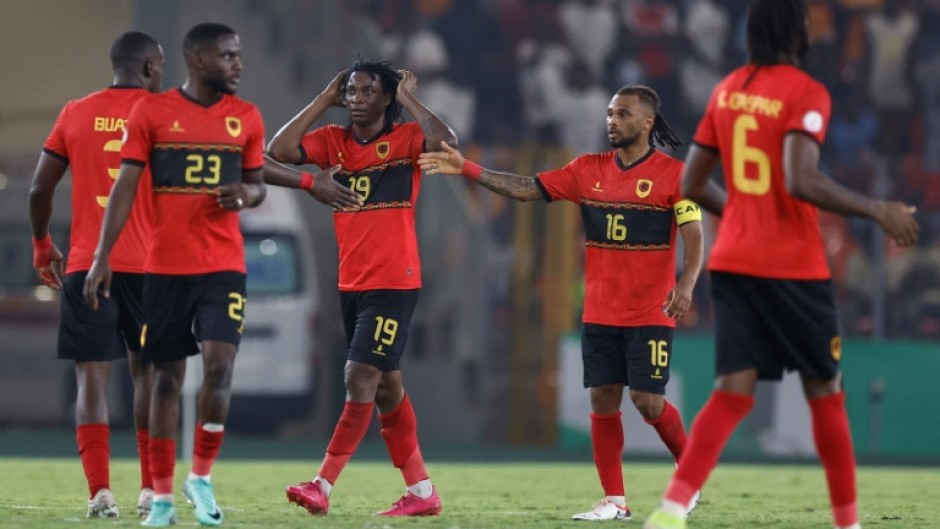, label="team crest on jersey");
[636,179,653,198]
[225,117,242,138]
[830,336,842,361]
[376,141,390,160]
